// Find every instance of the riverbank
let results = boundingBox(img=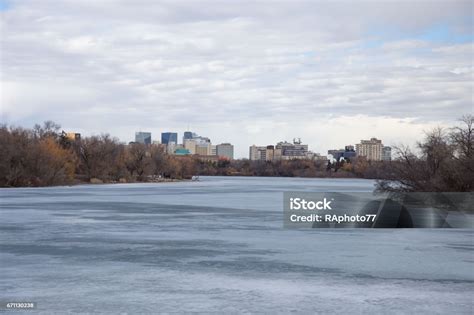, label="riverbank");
[0,176,192,188]
[1,173,368,188]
